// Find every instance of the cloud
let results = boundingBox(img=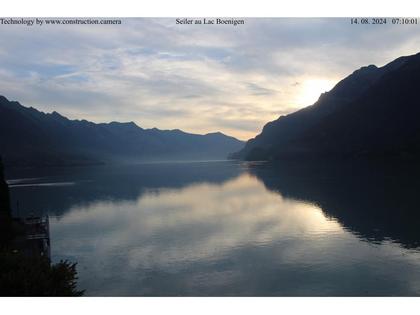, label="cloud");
[246,82,278,96]
[1,18,420,140]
